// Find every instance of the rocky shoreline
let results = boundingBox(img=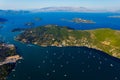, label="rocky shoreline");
[0,55,22,66]
[16,25,120,58]
[0,43,21,80]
